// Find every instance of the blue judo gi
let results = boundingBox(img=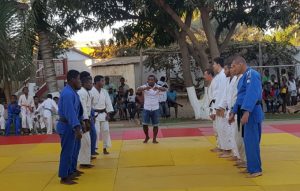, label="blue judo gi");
[57,85,83,179]
[90,109,97,155]
[233,67,264,174]
[5,103,21,136]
